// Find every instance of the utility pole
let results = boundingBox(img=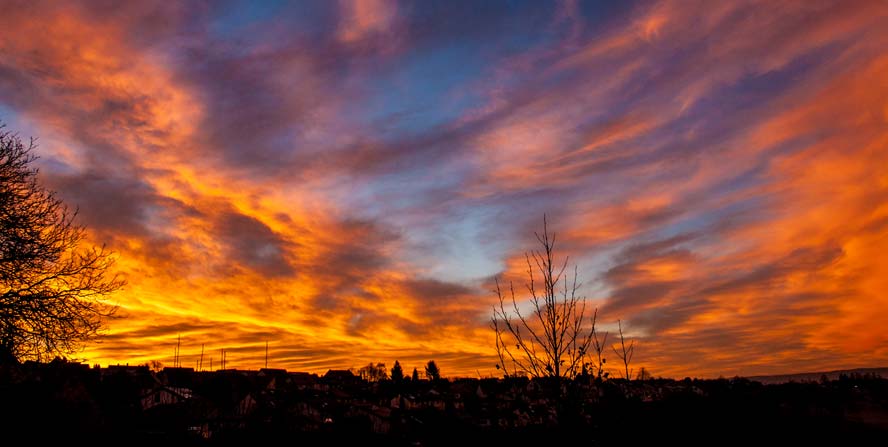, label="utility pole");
[174,334,181,368]
[199,344,204,372]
